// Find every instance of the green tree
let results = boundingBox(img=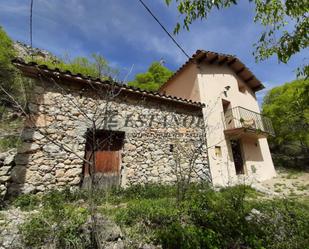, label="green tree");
[0,26,17,103]
[0,26,31,110]
[262,79,309,168]
[165,0,309,77]
[128,62,173,91]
